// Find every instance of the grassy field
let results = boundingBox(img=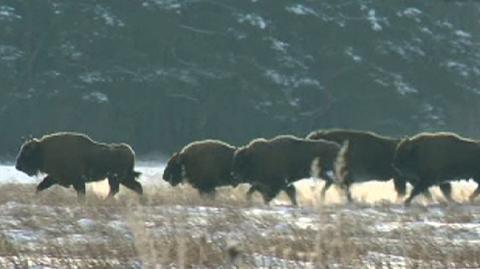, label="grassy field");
[0,180,479,268]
